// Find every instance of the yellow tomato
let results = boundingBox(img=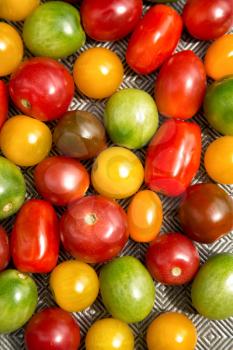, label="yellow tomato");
[50,260,99,312]
[204,136,233,184]
[0,23,23,76]
[0,115,52,166]
[0,0,40,21]
[91,147,144,199]
[85,318,134,350]
[73,47,124,99]
[205,34,233,80]
[146,312,197,350]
